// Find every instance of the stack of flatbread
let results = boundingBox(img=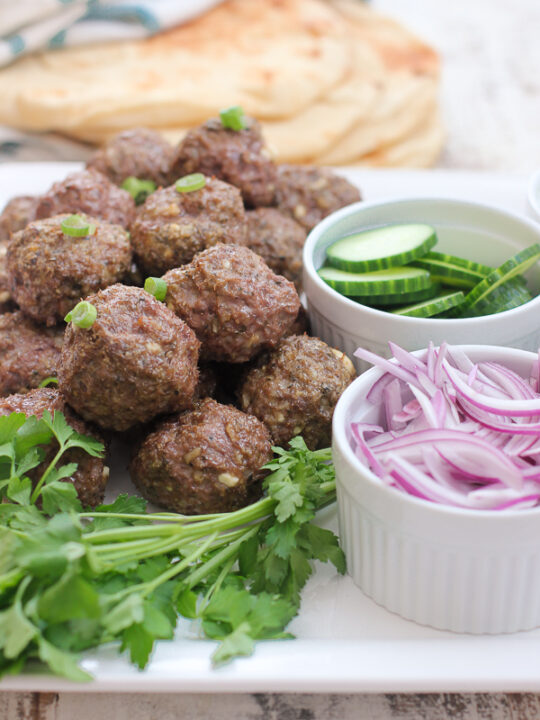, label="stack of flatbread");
[0,0,443,167]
